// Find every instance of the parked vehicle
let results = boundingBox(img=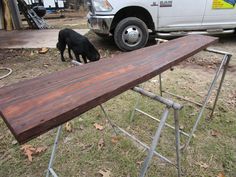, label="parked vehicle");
[23,0,65,9]
[87,0,236,51]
